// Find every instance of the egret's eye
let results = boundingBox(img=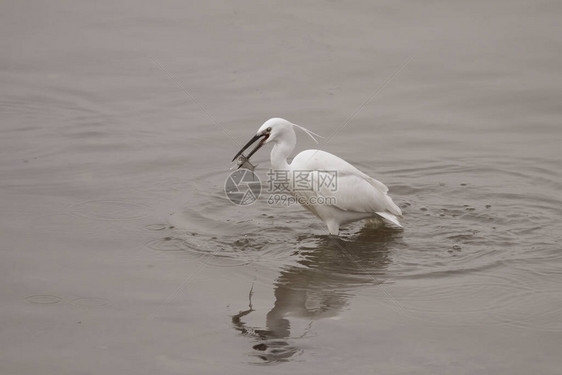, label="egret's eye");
[266,127,272,132]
